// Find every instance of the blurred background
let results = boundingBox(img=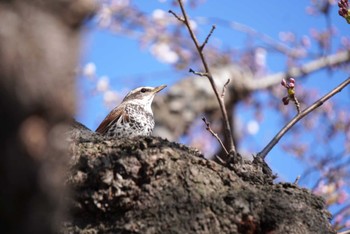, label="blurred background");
[76,0,350,230]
